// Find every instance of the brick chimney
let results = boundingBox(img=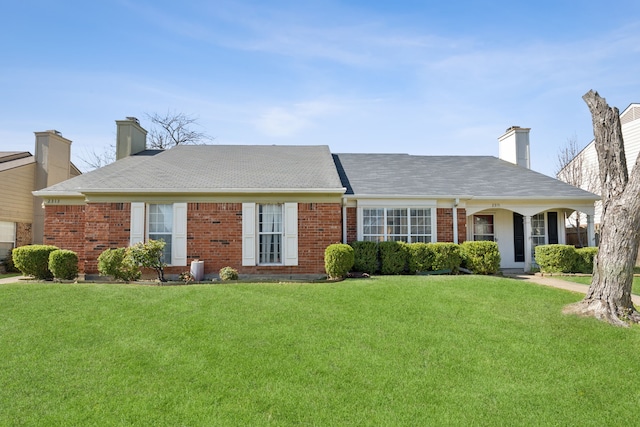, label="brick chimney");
[116,117,147,160]
[498,126,530,169]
